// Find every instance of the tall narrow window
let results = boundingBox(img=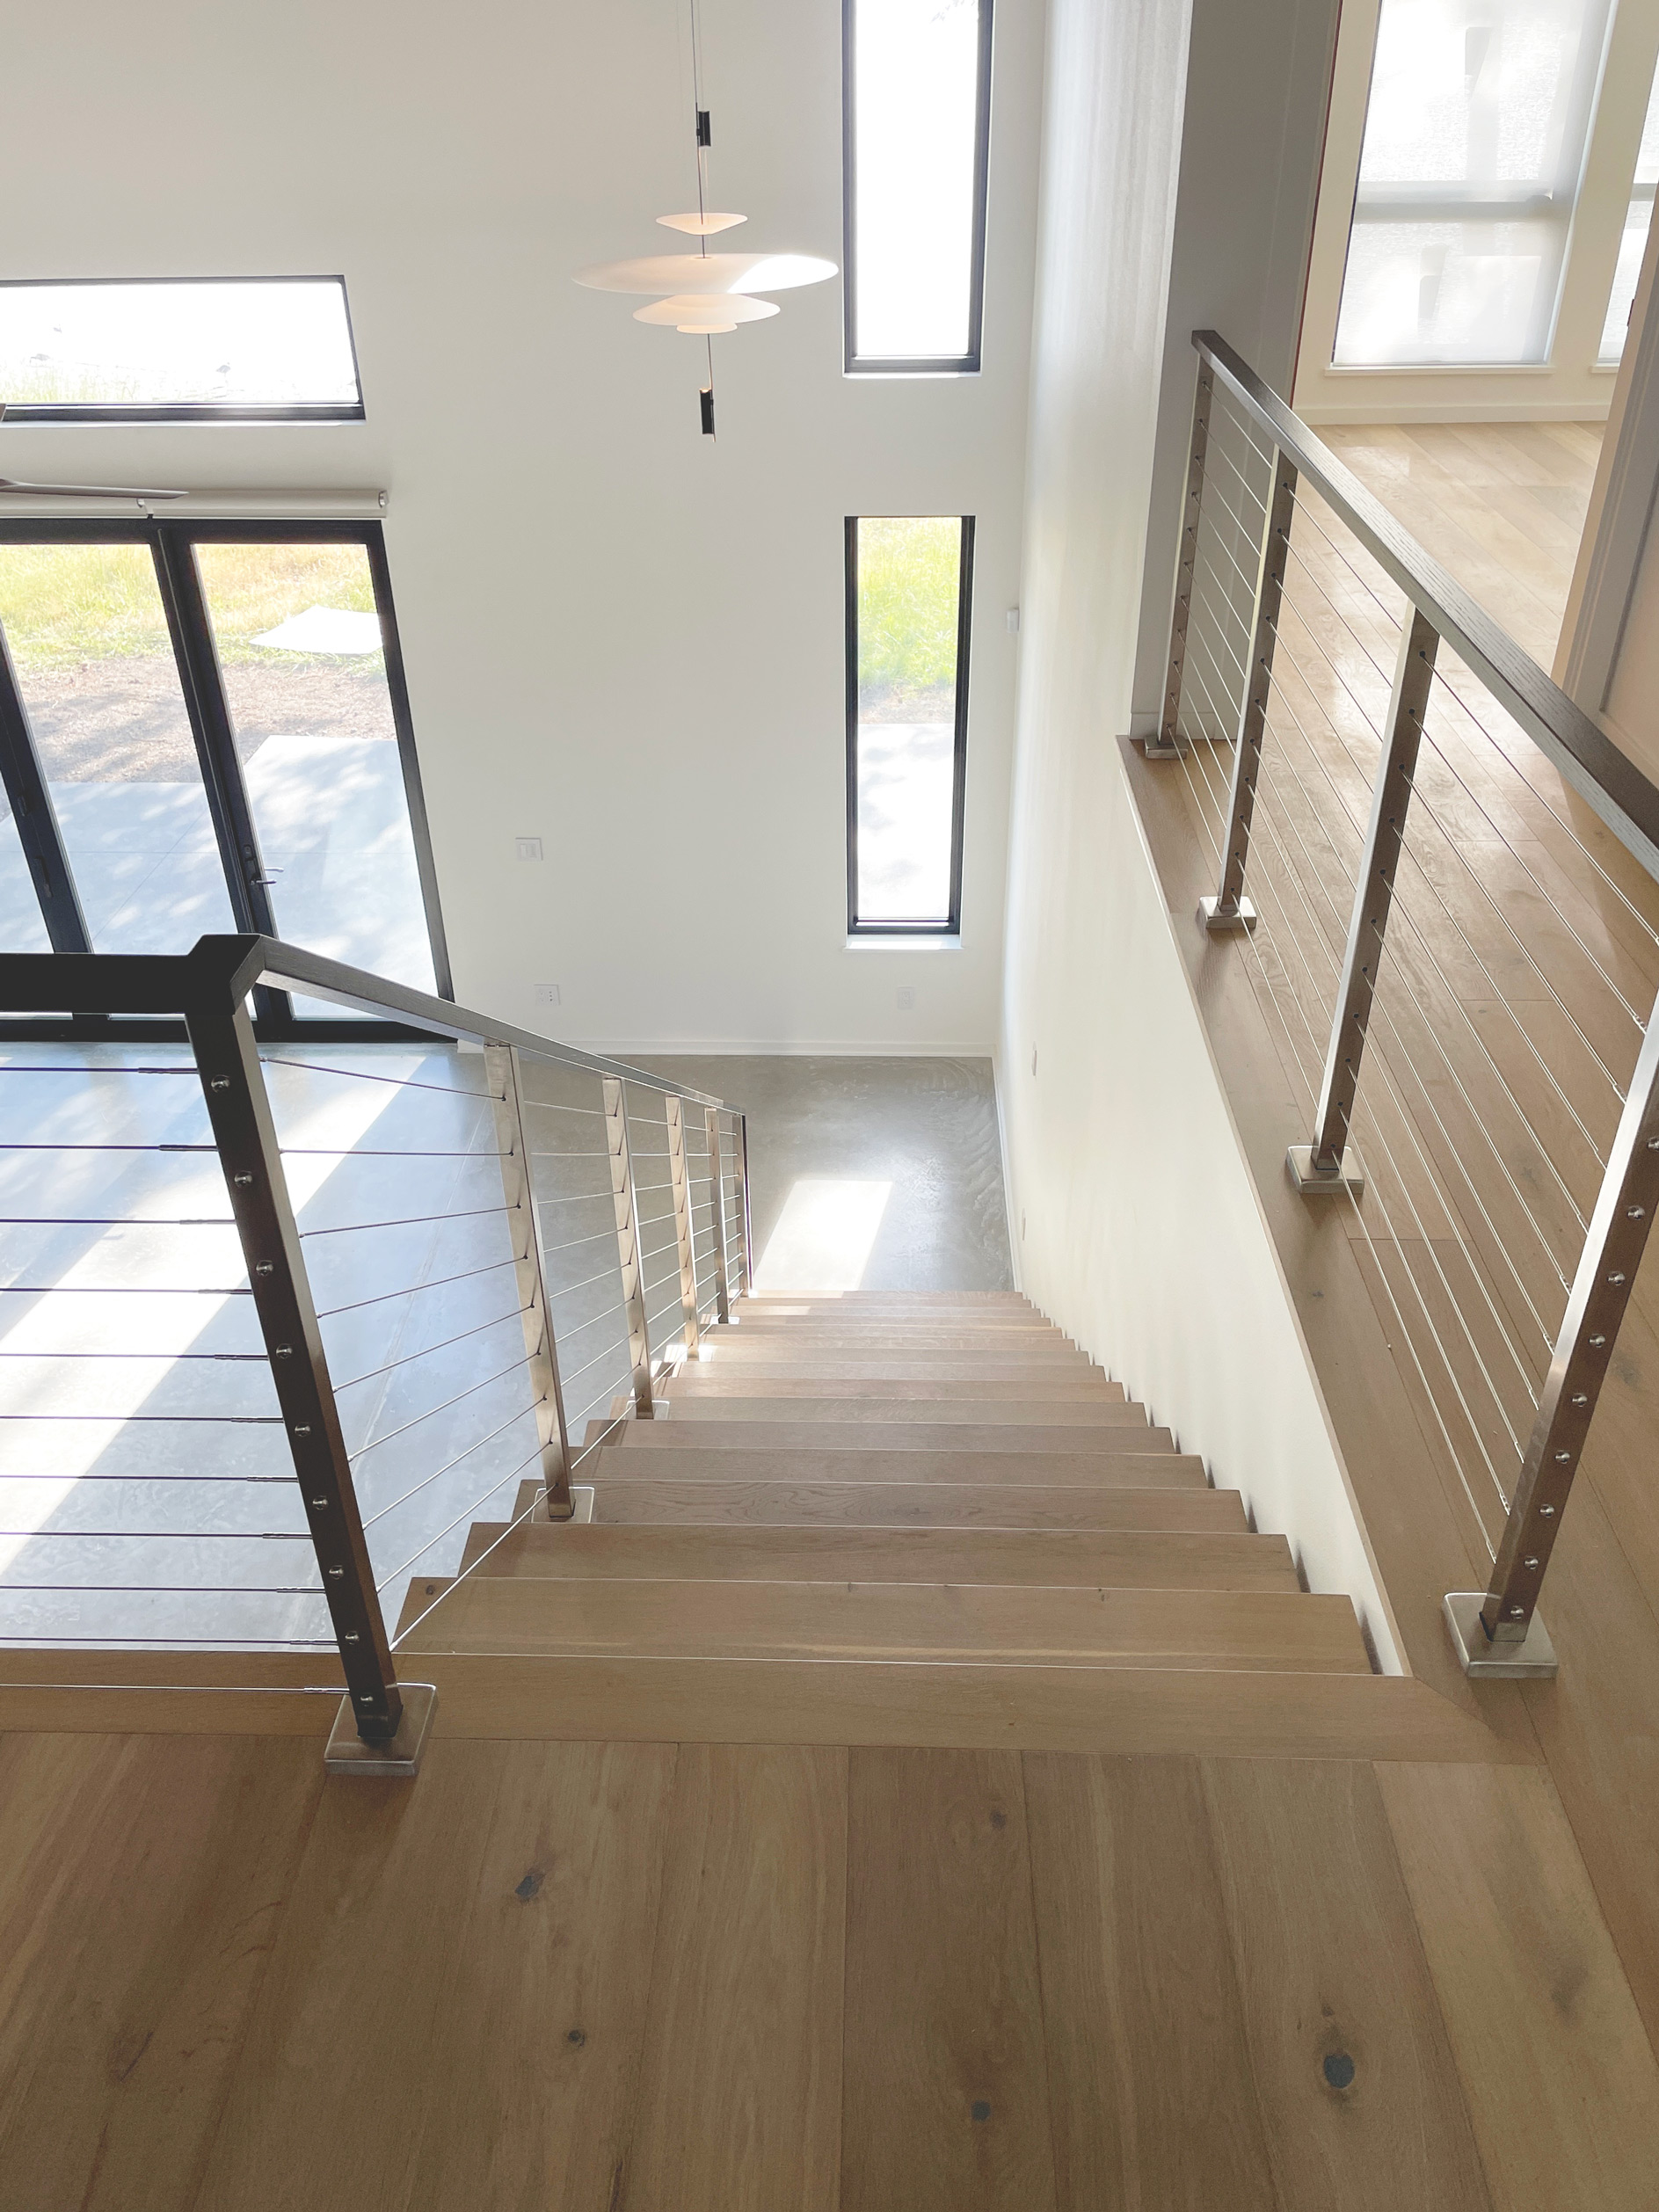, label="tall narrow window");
[843,0,993,375]
[847,515,972,935]
[1333,0,1614,367]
